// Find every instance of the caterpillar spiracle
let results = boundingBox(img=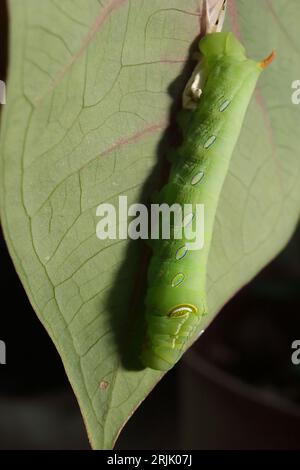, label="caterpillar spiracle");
[140,2,275,371]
